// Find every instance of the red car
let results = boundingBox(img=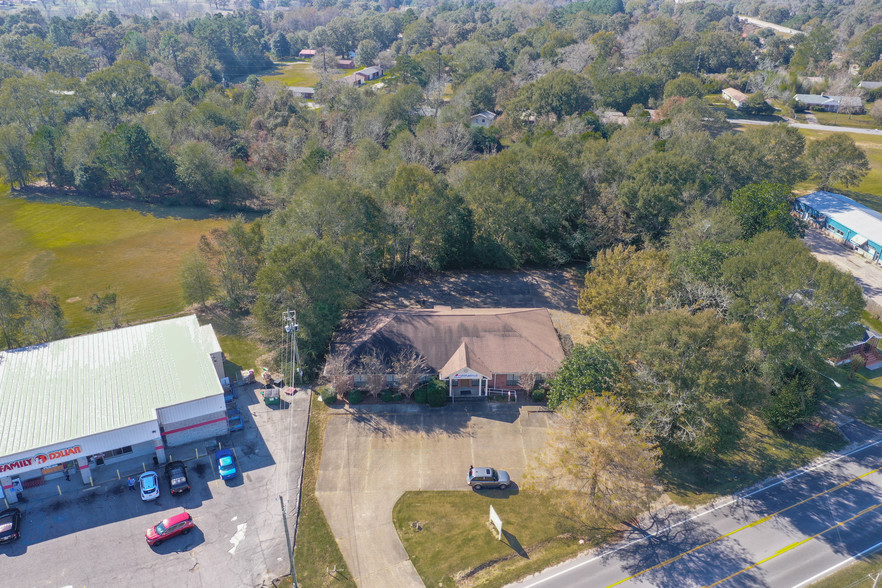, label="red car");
[145,511,195,547]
